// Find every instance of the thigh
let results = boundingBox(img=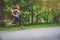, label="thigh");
[13,17,18,23]
[16,17,22,25]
